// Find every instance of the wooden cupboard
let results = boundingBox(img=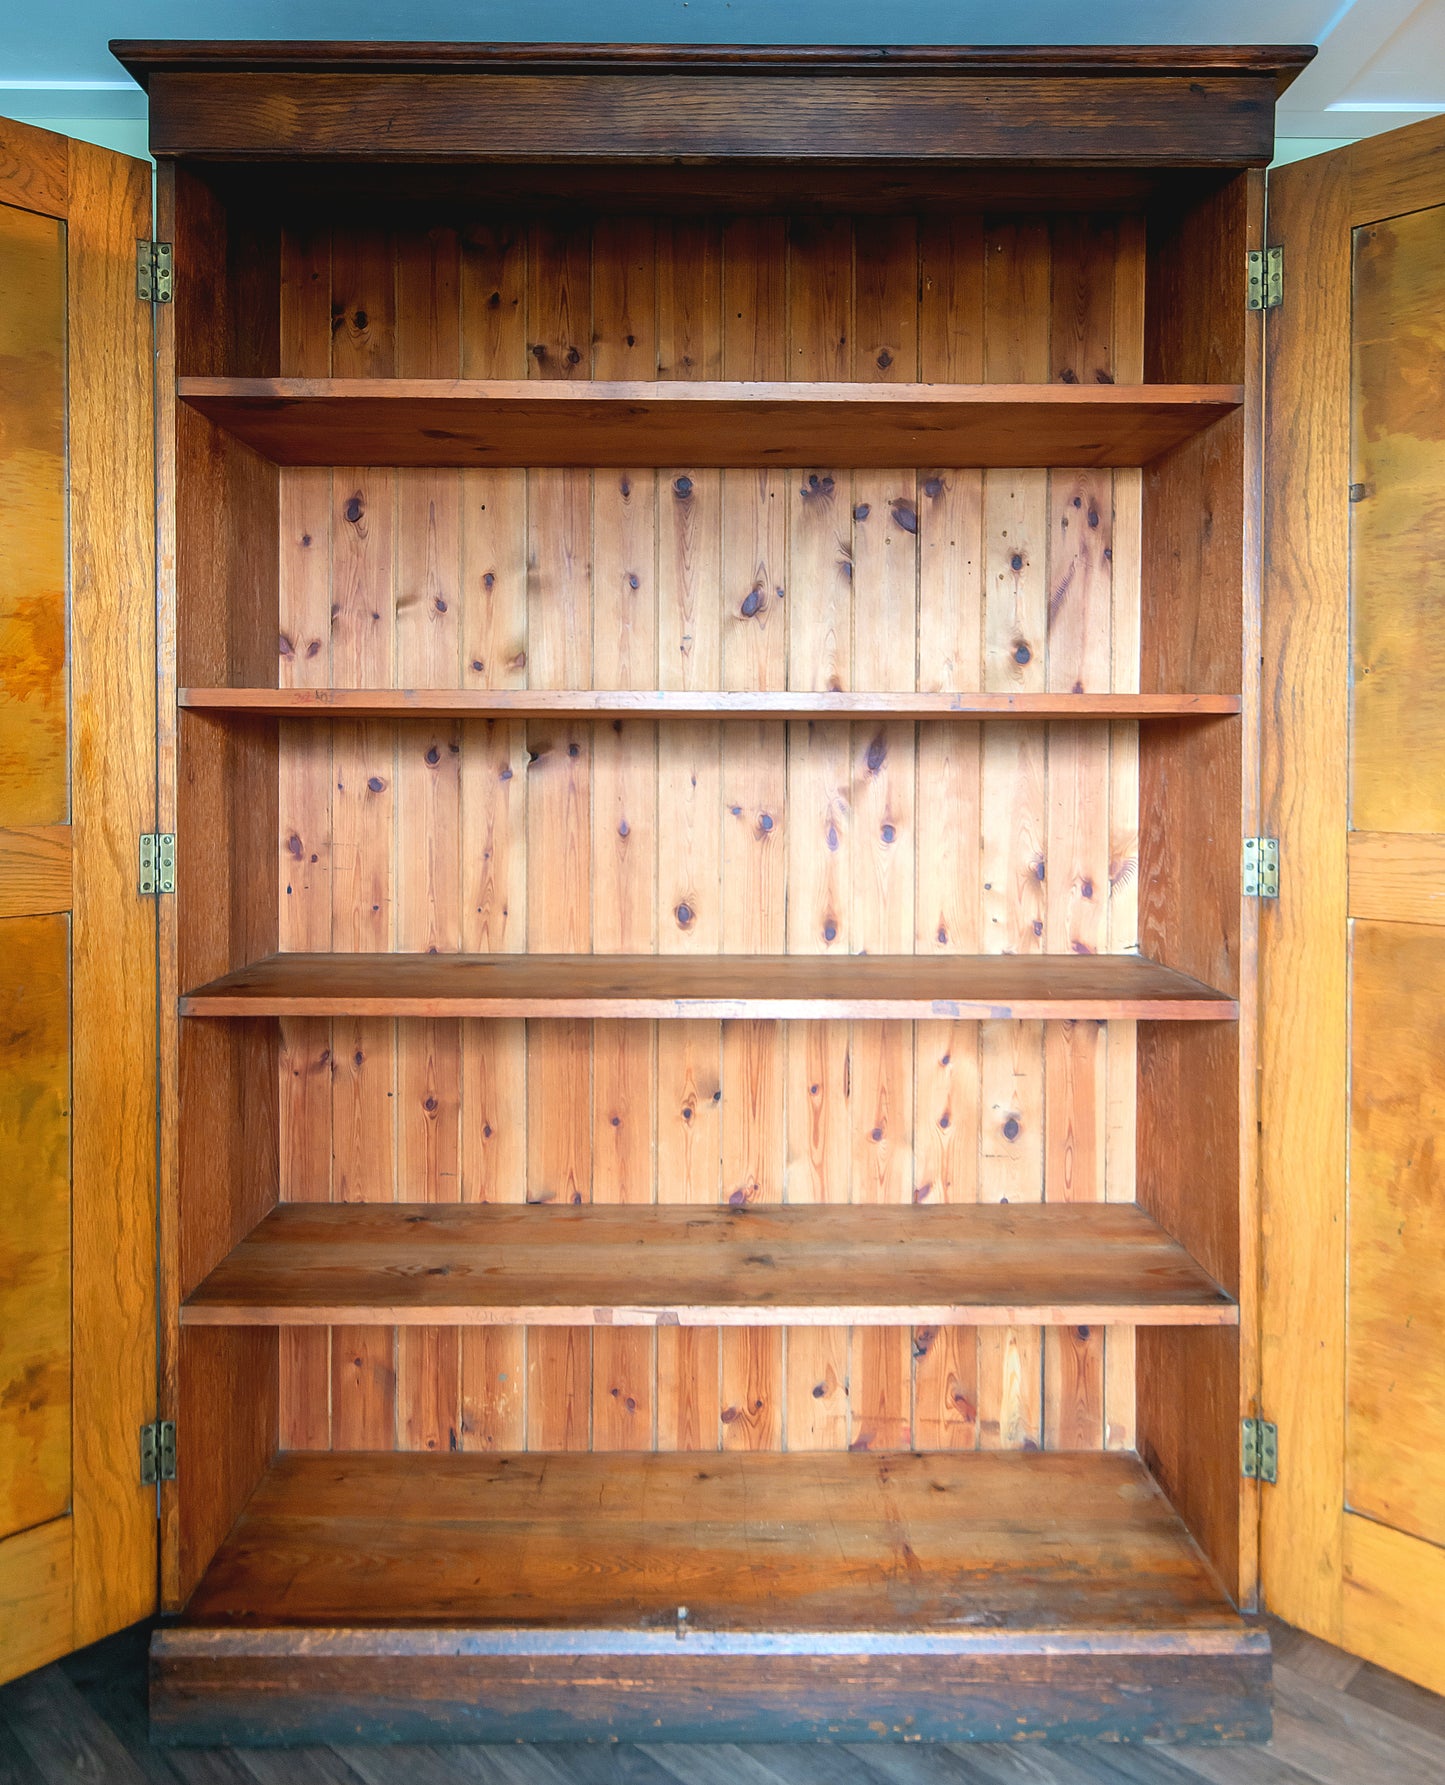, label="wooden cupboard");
[7,35,1440,1748]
